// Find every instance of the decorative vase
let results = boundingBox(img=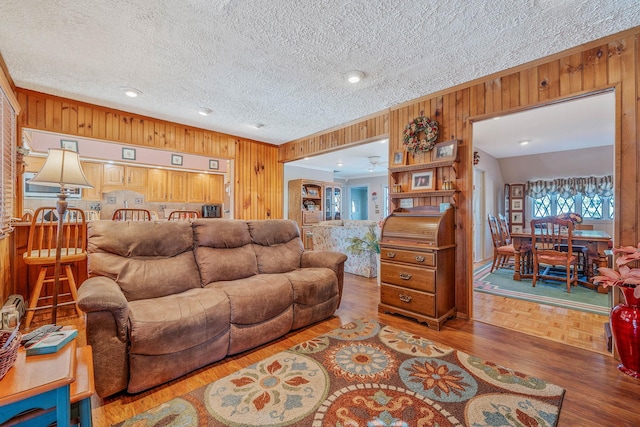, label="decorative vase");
[610,286,640,377]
